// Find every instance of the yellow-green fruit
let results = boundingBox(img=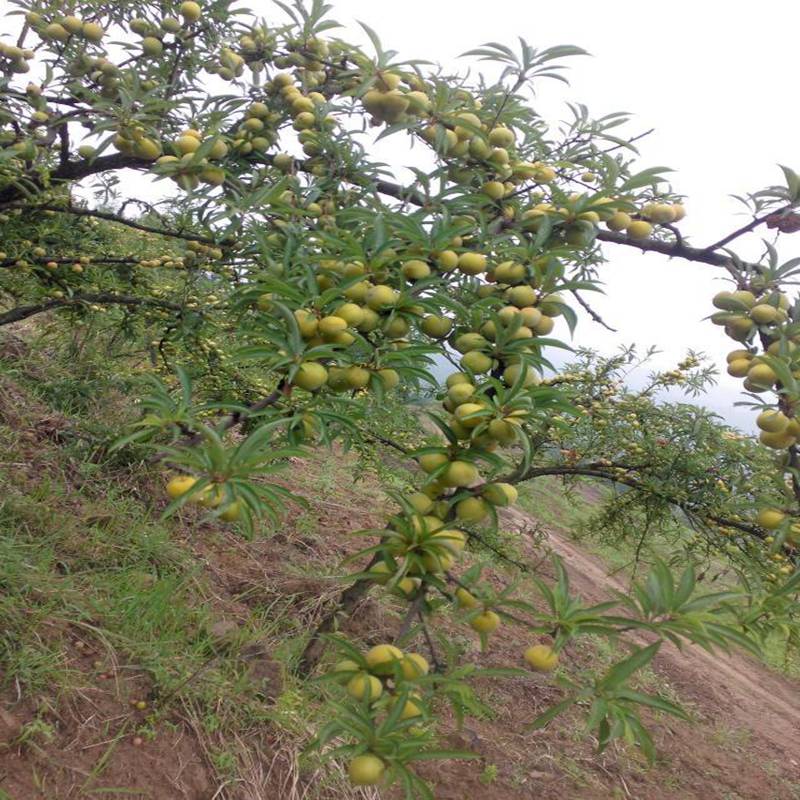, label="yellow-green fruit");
[470,610,500,633]
[494,261,526,283]
[431,528,467,554]
[180,1,202,22]
[454,402,485,428]
[395,576,421,597]
[220,501,241,522]
[649,203,677,223]
[292,362,328,391]
[348,754,385,786]
[345,366,371,389]
[726,348,752,363]
[538,294,564,317]
[347,673,383,701]
[420,550,454,573]
[442,461,479,487]
[756,508,785,530]
[768,340,797,356]
[394,695,423,720]
[454,333,488,353]
[482,482,518,507]
[44,23,70,41]
[488,419,517,444]
[727,358,751,378]
[366,284,398,310]
[606,211,631,232]
[503,363,538,387]
[377,368,400,389]
[455,587,479,609]
[366,561,393,584]
[61,15,83,34]
[421,315,453,338]
[332,659,360,682]
[759,429,796,449]
[133,137,162,160]
[524,644,559,672]
[713,291,735,310]
[532,315,555,335]
[174,135,201,155]
[436,250,459,270]
[508,285,537,307]
[456,496,489,522]
[408,492,434,514]
[756,410,789,433]
[747,363,777,388]
[402,259,431,280]
[460,351,492,373]
[365,644,404,675]
[417,515,445,533]
[419,452,448,473]
[447,383,475,404]
[750,304,779,325]
[357,307,380,332]
[483,181,506,201]
[383,317,409,338]
[318,315,348,337]
[457,252,487,275]
[401,653,429,679]
[141,36,164,56]
[626,220,653,240]
[81,22,104,42]
[446,372,471,387]
[333,303,364,326]
[488,126,515,147]
[166,475,198,499]
[731,290,757,308]
[200,165,225,185]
